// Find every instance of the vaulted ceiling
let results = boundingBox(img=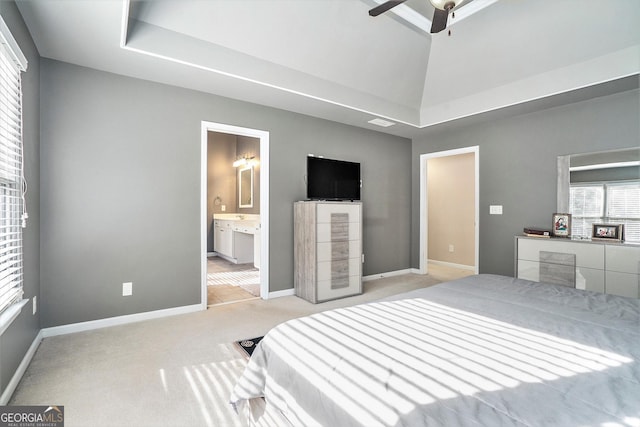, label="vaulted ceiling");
[16,0,640,138]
